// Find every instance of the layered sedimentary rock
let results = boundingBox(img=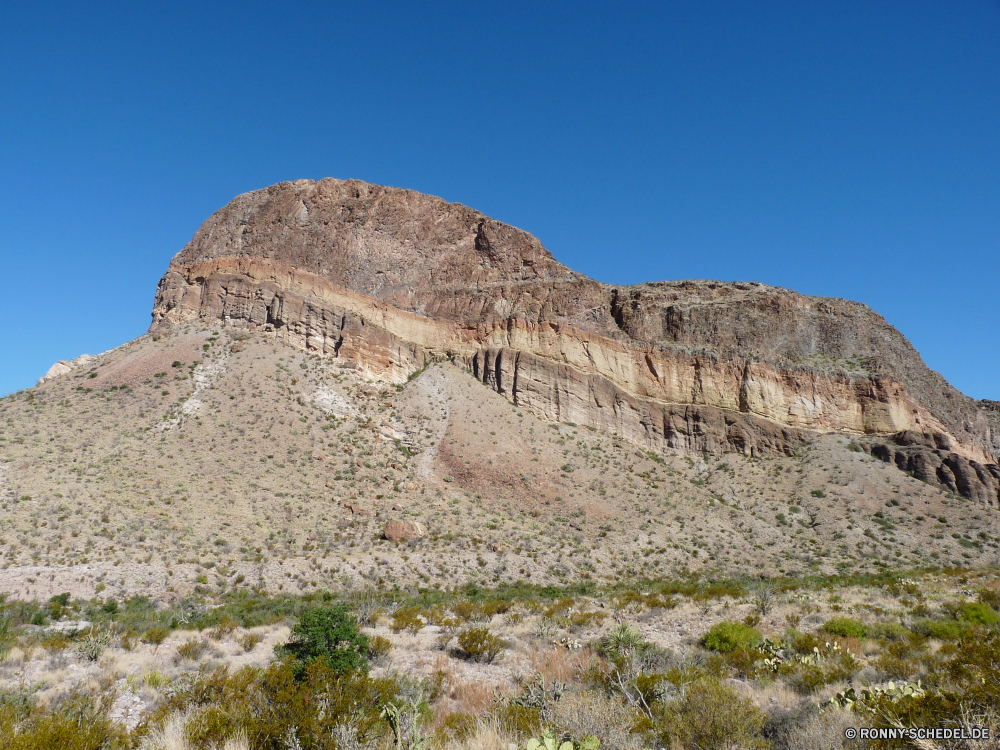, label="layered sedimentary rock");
[150,178,1000,503]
